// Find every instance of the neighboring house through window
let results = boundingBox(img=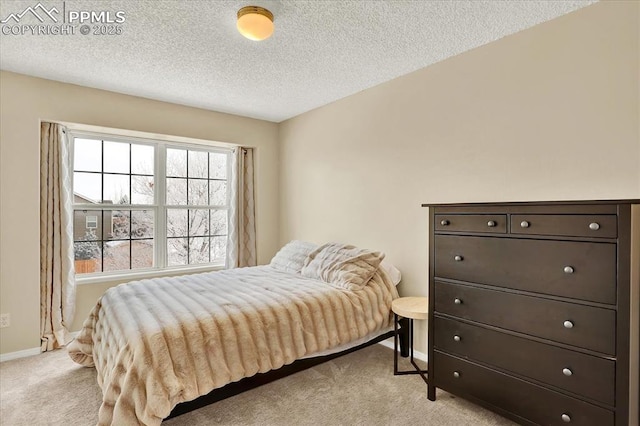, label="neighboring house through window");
[70,132,232,277]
